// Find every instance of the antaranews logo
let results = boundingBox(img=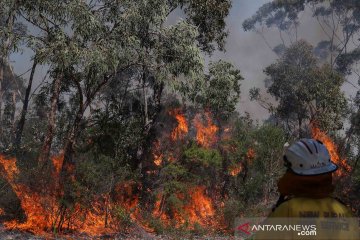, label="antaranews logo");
[235,217,359,240]
[236,222,251,235]
[236,222,316,236]
[234,218,317,239]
